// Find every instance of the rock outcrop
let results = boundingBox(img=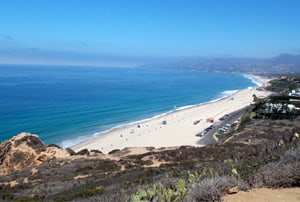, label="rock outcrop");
[0,133,71,175]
